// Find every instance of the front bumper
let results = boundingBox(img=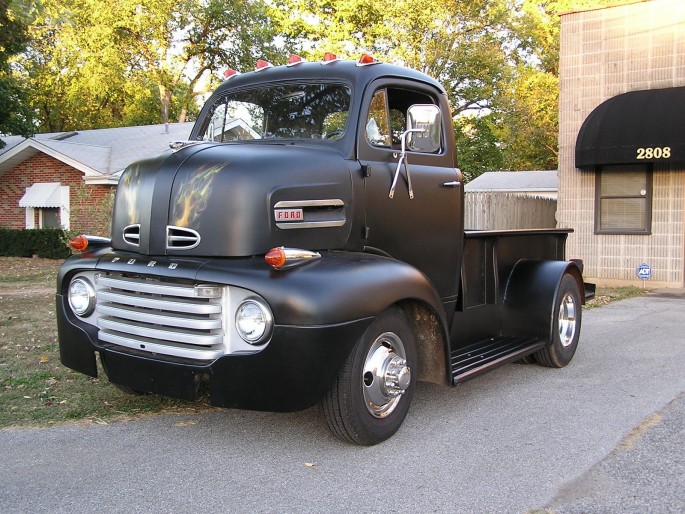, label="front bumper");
[57,294,368,412]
